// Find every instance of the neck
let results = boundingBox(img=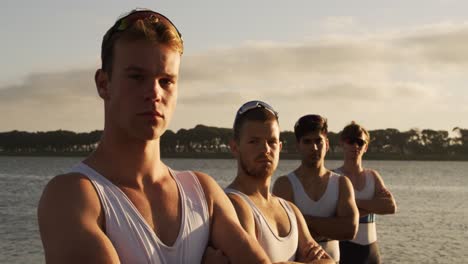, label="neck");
[341,156,363,175]
[85,129,165,186]
[296,160,328,180]
[229,171,272,200]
